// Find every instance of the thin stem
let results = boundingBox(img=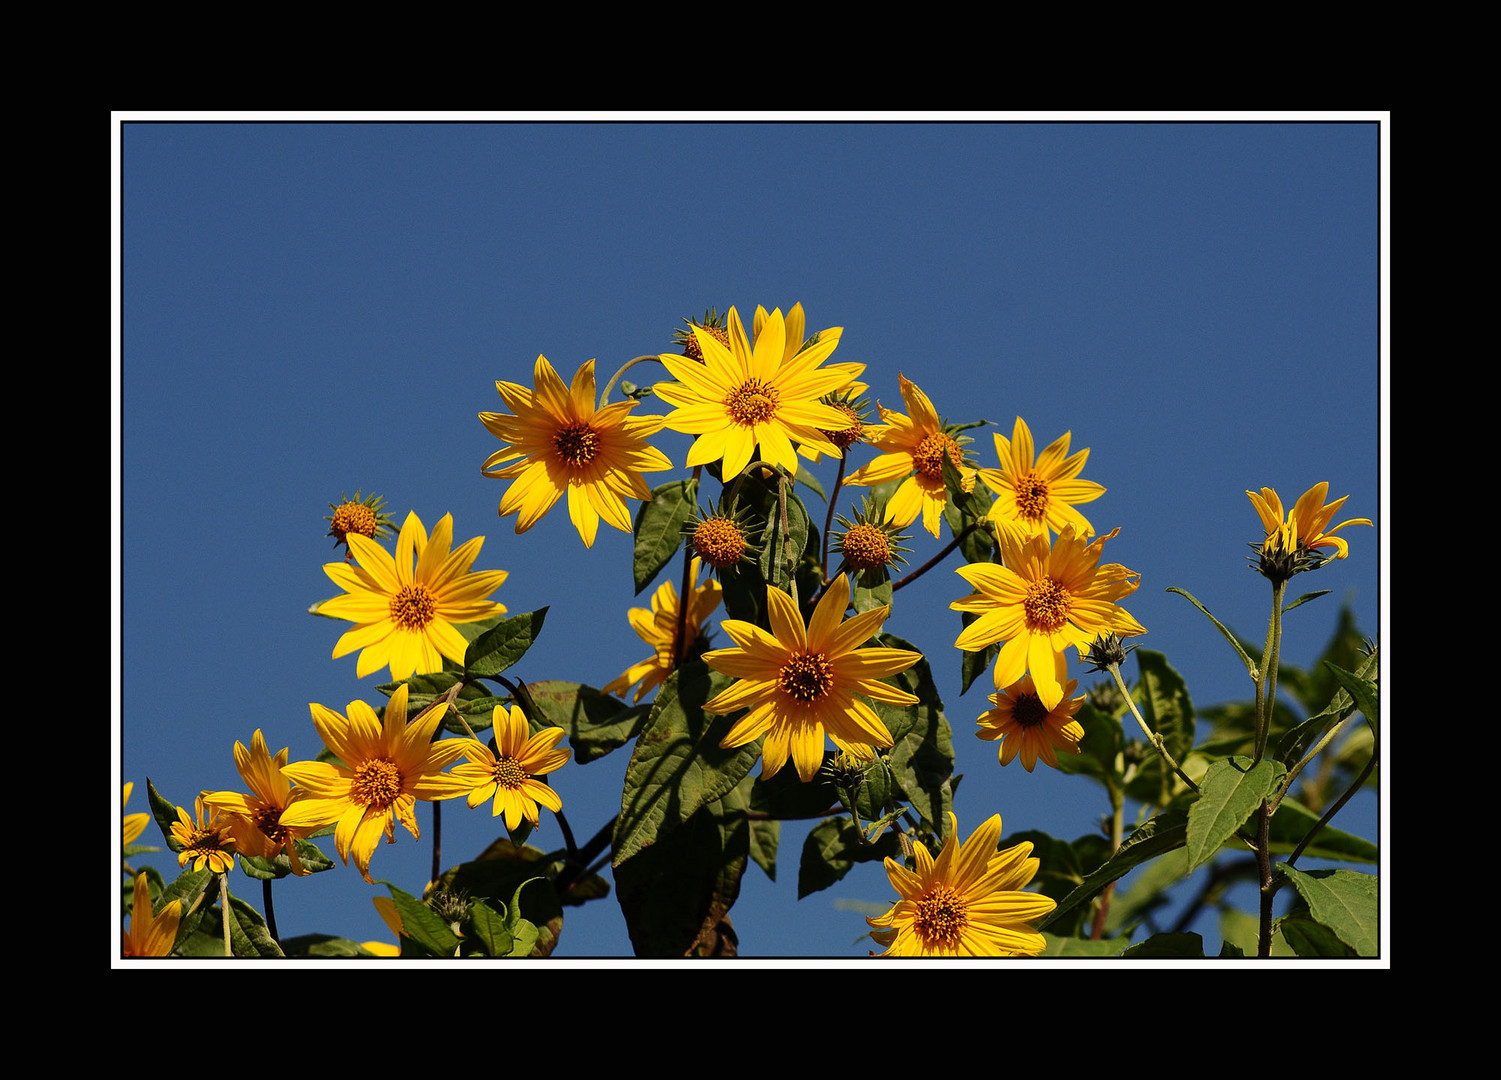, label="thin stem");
[1090,777,1126,940]
[820,455,847,579]
[599,355,667,407]
[892,520,980,592]
[1286,743,1377,868]
[1254,580,1286,763]
[219,872,232,957]
[670,467,702,673]
[1108,663,1199,796]
[262,878,278,945]
[1256,800,1274,957]
[431,799,442,886]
